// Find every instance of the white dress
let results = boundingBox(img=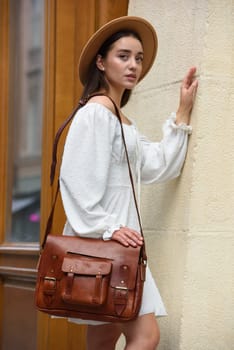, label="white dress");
[59,102,192,325]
